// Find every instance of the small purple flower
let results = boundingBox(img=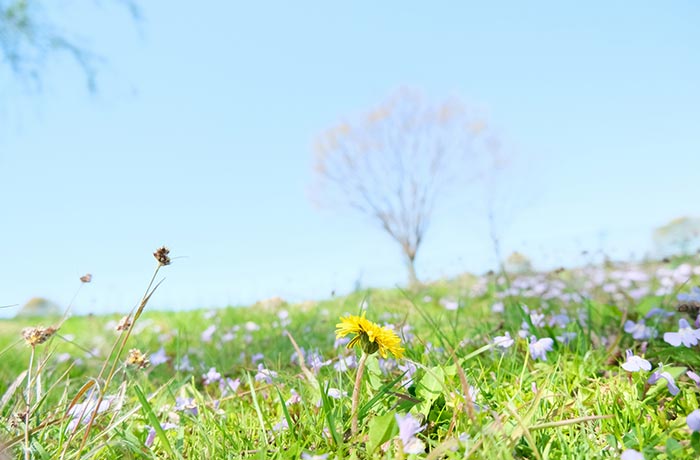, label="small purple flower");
[644,307,673,319]
[334,354,356,372]
[624,320,657,341]
[301,453,328,460]
[621,350,651,373]
[530,312,546,328]
[254,363,277,384]
[144,422,178,448]
[687,370,700,386]
[174,355,193,372]
[620,449,644,460]
[440,298,459,311]
[334,336,350,349]
[272,418,289,432]
[202,367,222,385]
[67,393,115,431]
[663,319,700,348]
[150,348,169,367]
[326,388,346,399]
[221,330,236,342]
[307,350,331,373]
[687,409,700,432]
[245,321,260,332]
[647,365,680,395]
[548,313,570,328]
[628,287,650,300]
[555,332,577,344]
[398,360,417,387]
[220,377,240,395]
[395,413,426,454]
[678,287,700,303]
[286,389,302,405]
[200,325,216,343]
[493,332,514,349]
[174,397,198,416]
[529,336,554,361]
